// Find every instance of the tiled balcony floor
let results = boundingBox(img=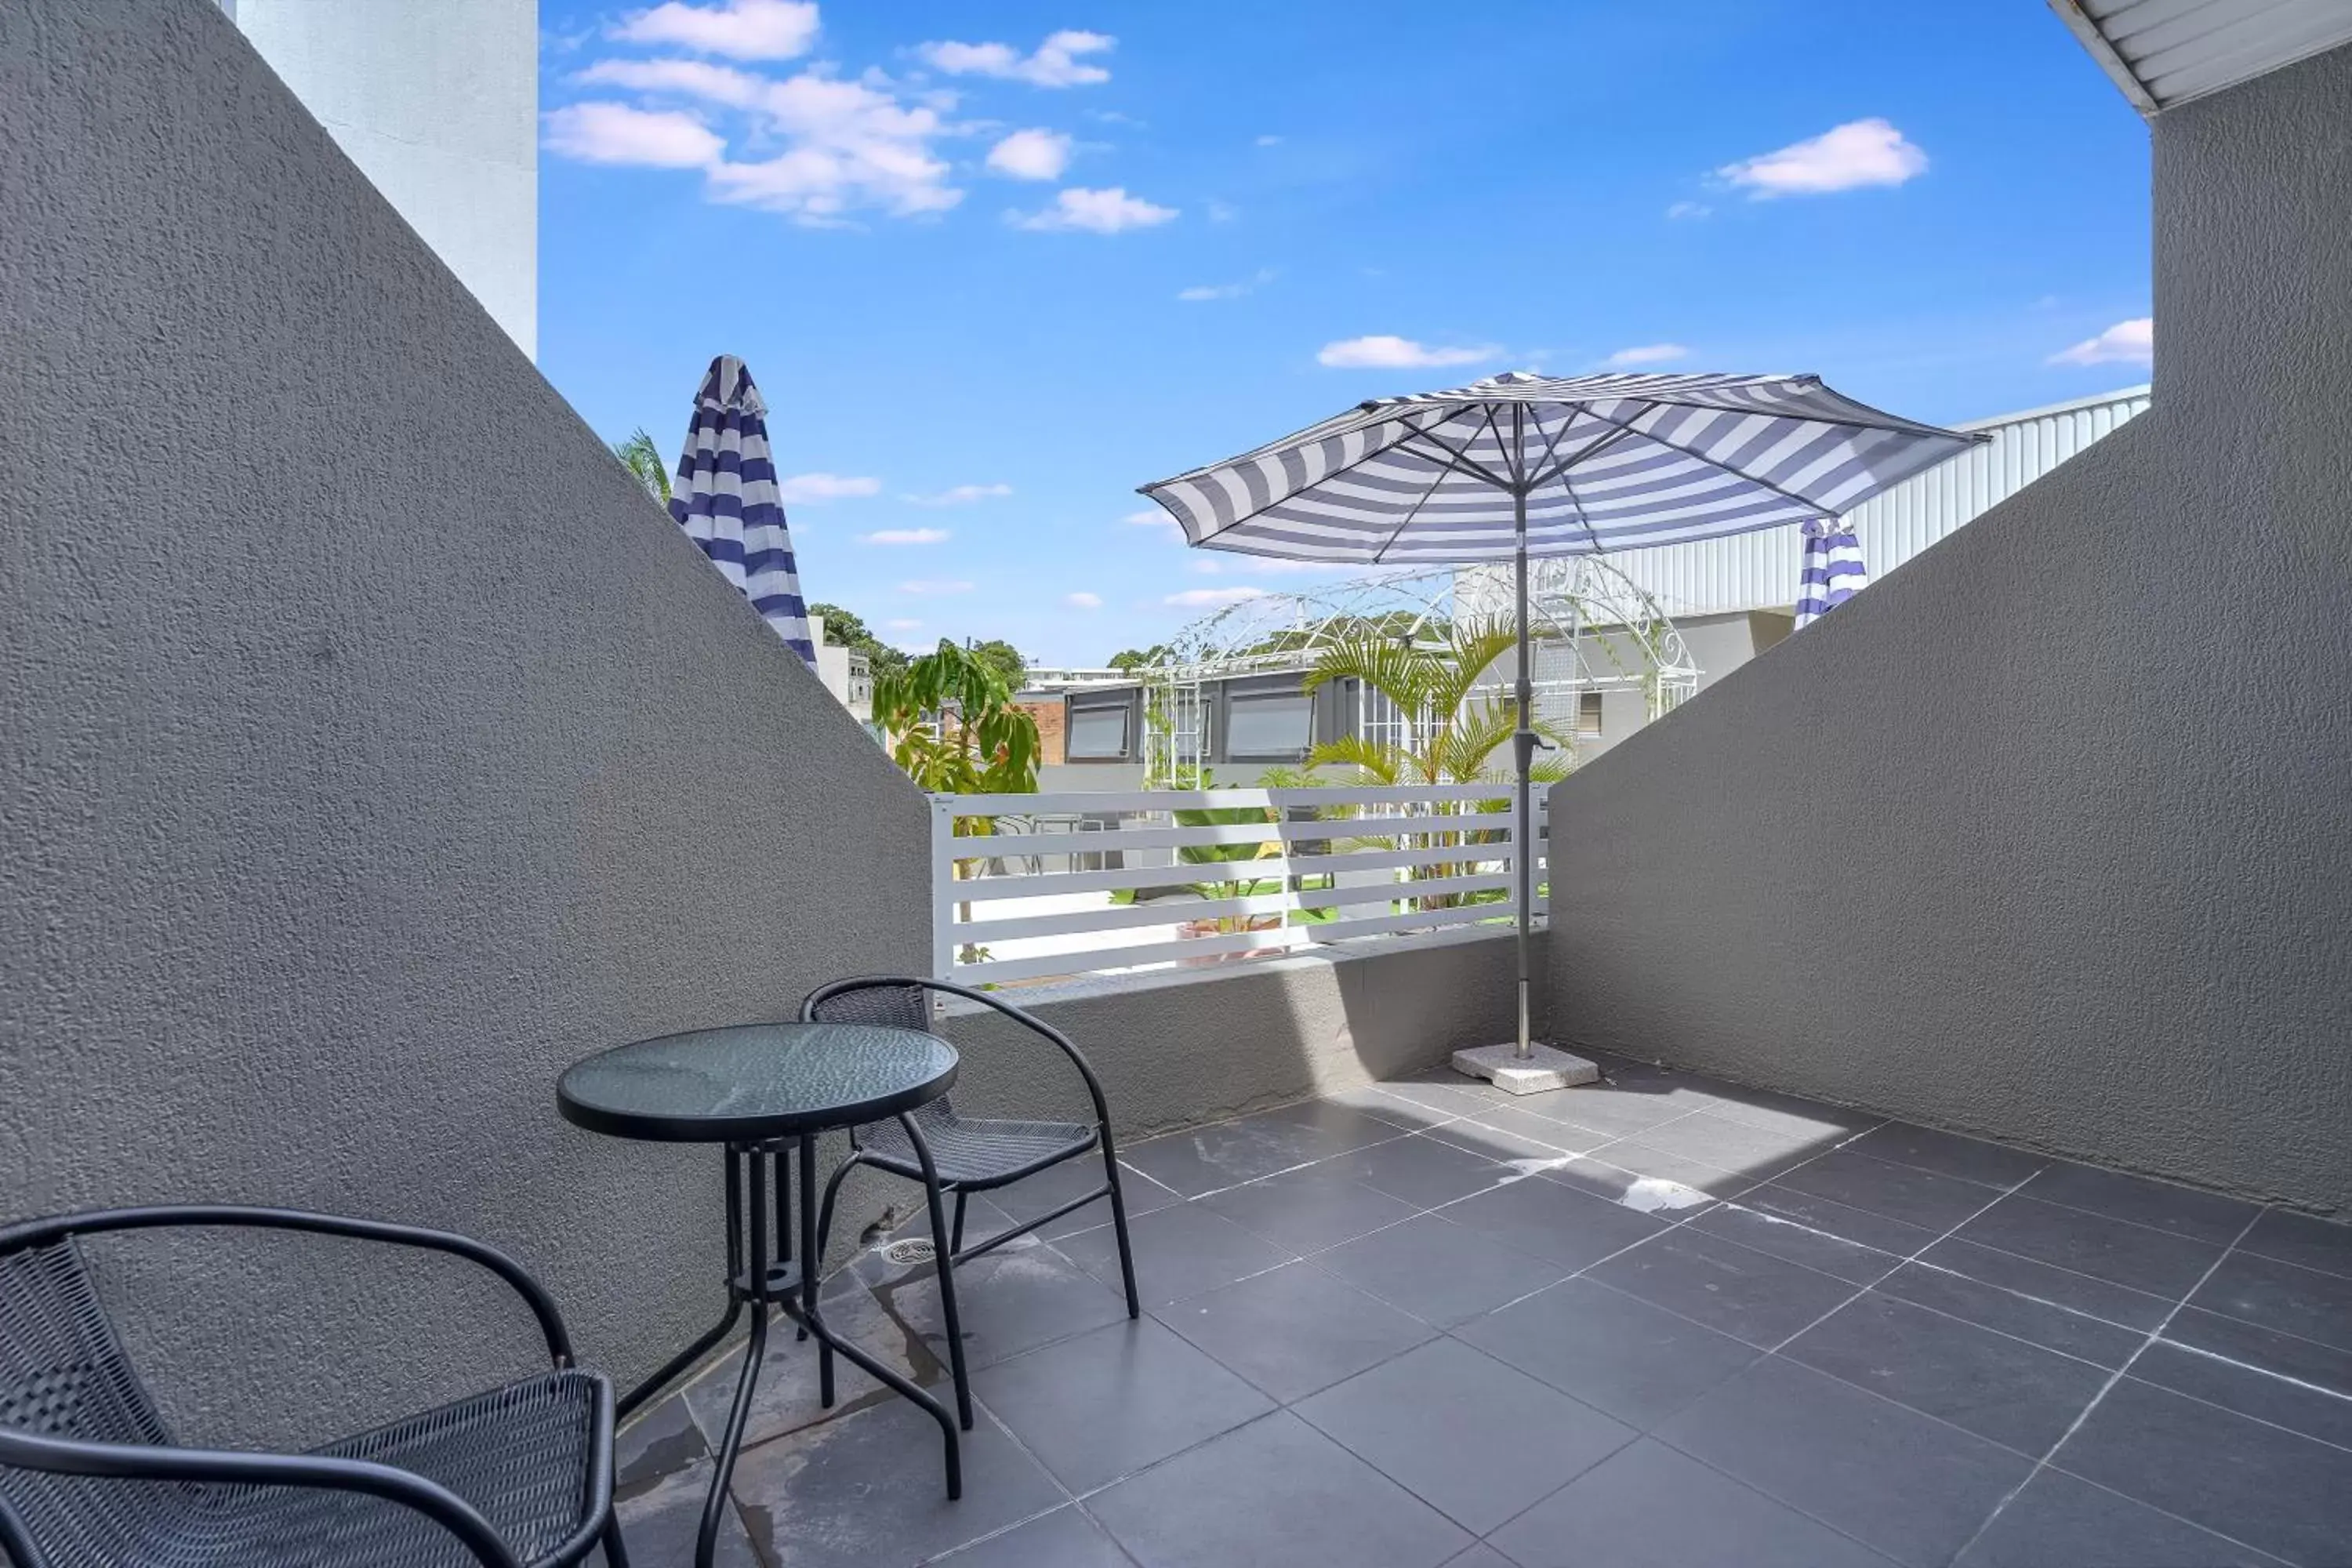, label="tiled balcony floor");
[612,1052,2352,1568]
